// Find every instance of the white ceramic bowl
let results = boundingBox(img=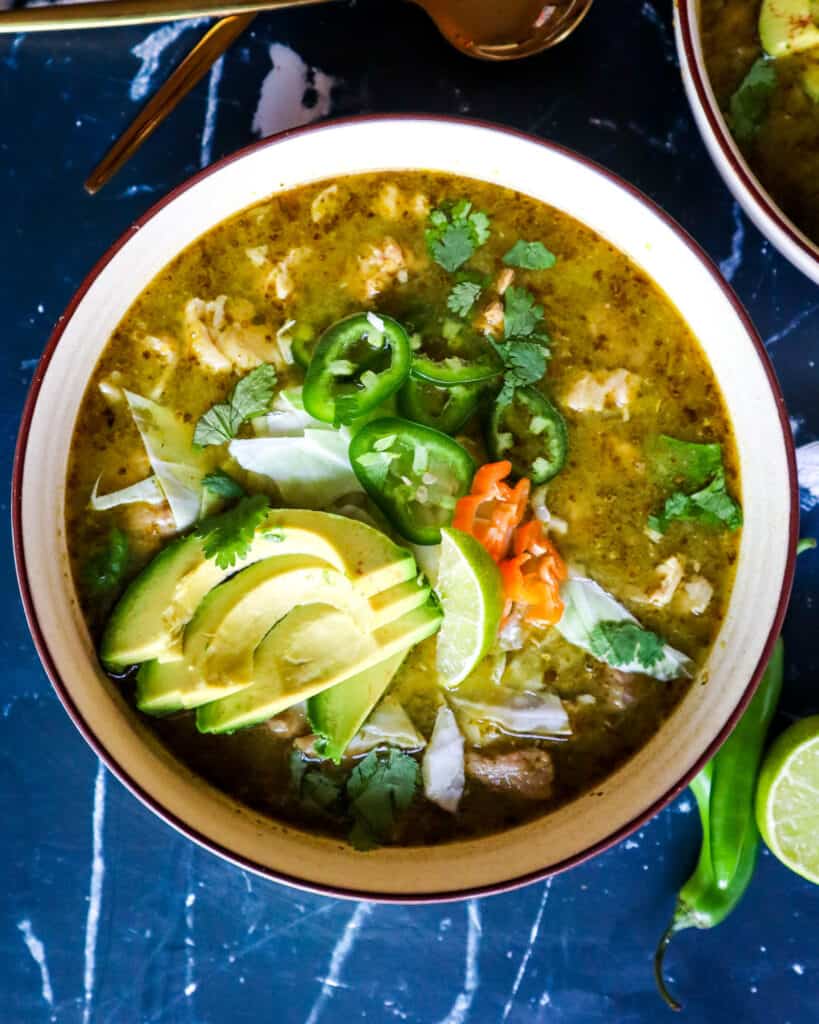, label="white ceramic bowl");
[676,0,819,284]
[13,116,798,901]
